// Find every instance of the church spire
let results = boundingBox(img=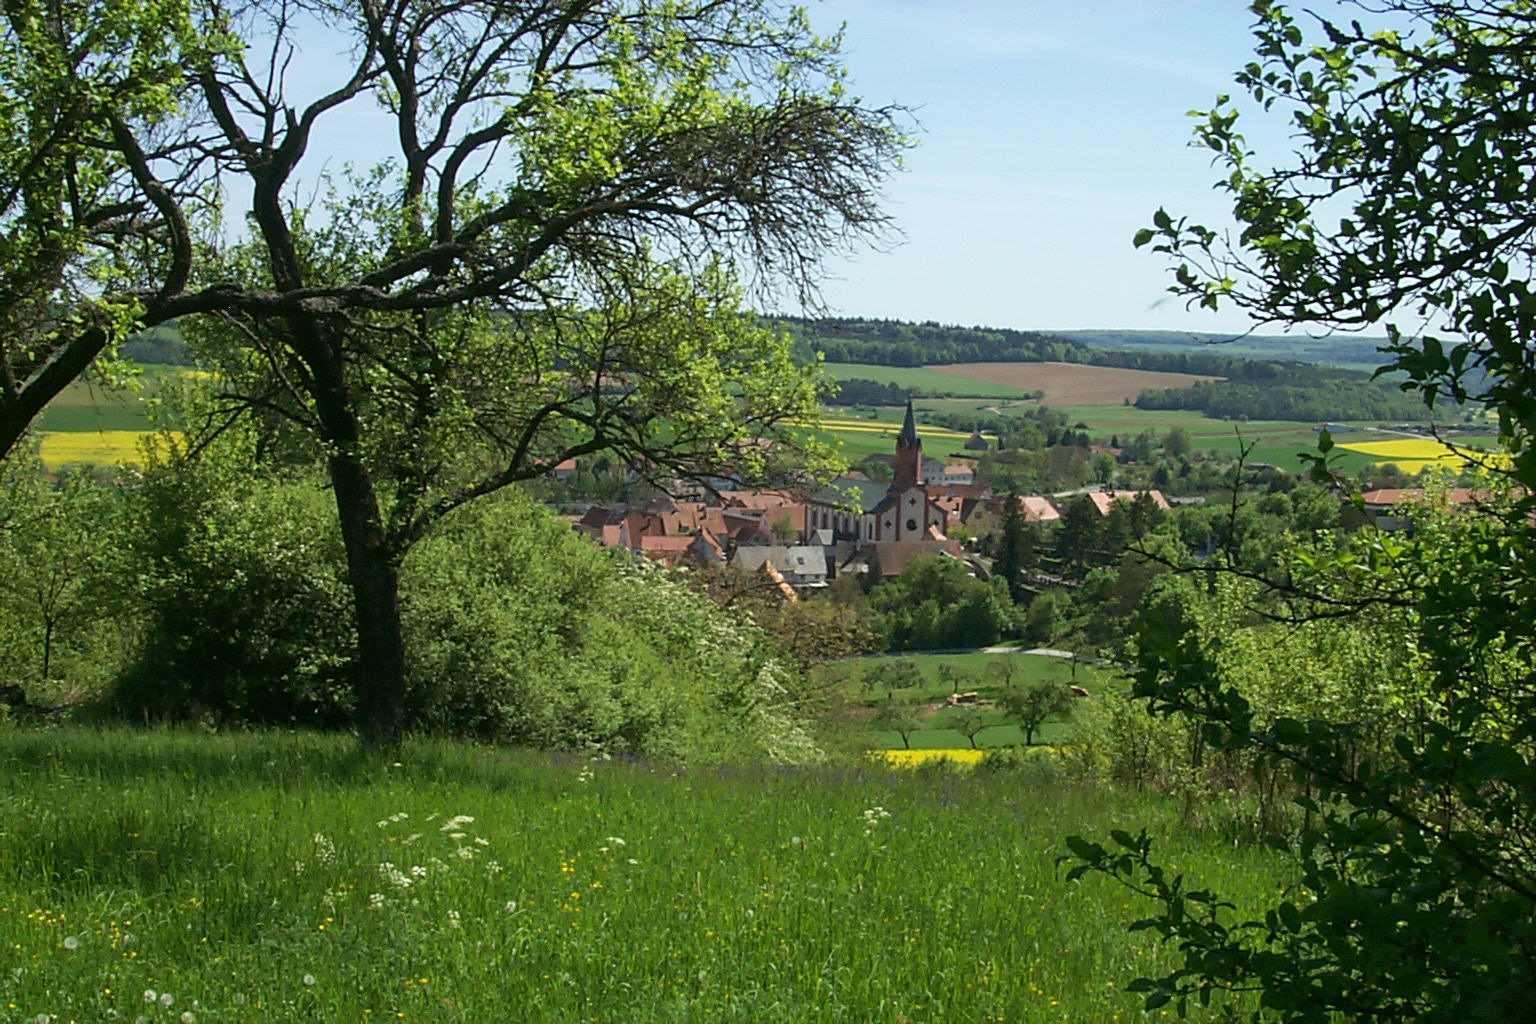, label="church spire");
[891,398,921,491]
[898,398,918,447]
